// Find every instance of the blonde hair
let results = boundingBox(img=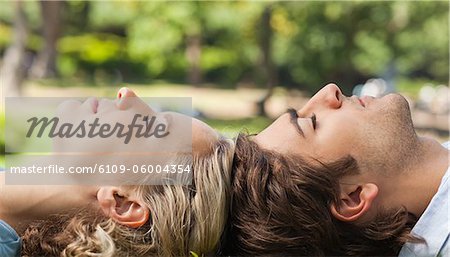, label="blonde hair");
[21,138,235,257]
